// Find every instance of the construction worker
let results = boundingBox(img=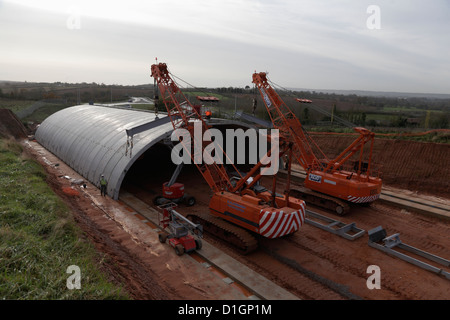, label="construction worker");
[284,154,289,170]
[100,174,107,197]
